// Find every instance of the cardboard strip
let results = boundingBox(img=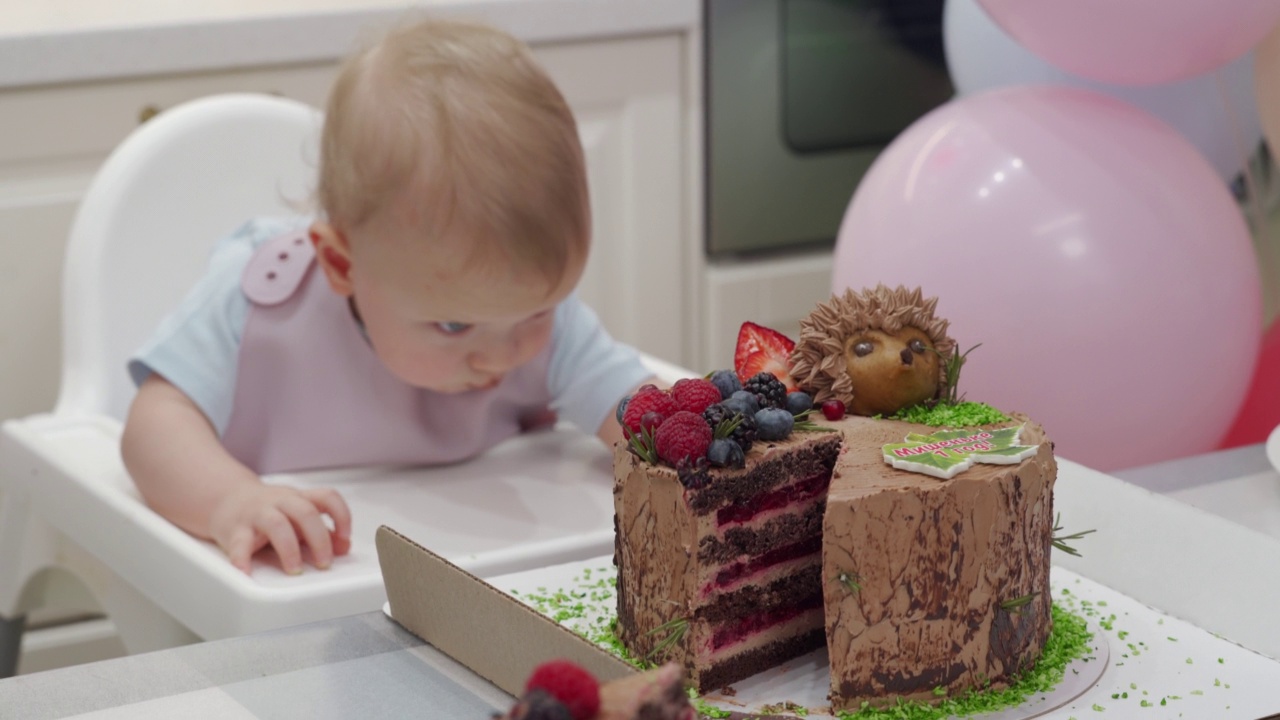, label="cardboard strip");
[376,526,637,697]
